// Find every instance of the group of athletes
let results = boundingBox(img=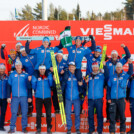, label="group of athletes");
[0,26,134,134]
